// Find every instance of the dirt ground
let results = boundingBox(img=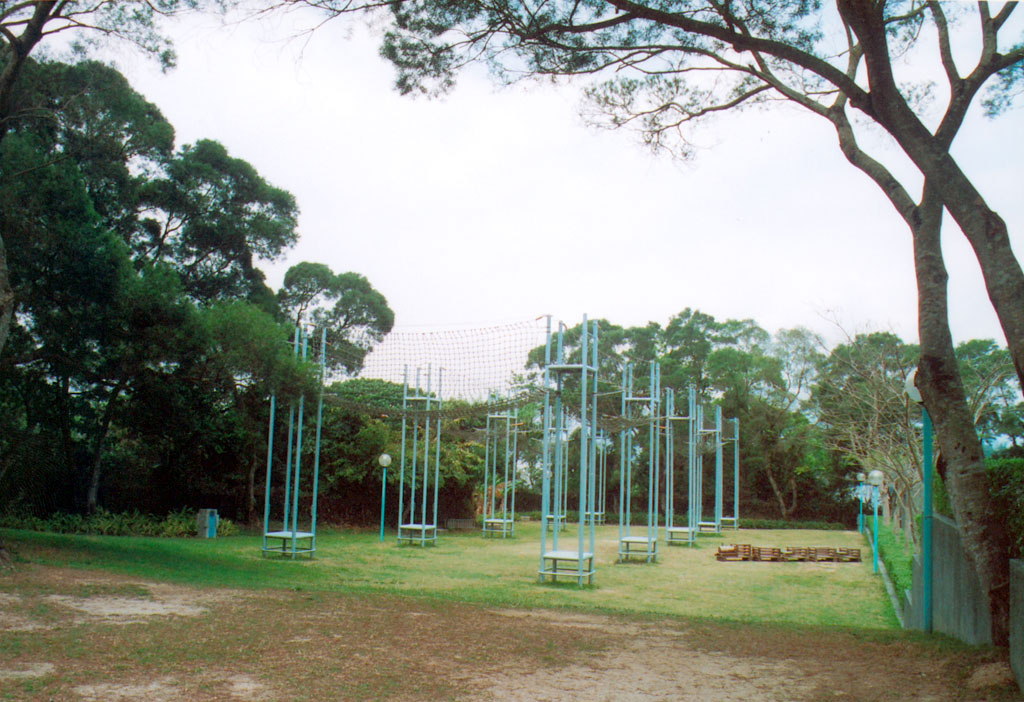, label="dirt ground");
[0,565,1020,702]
